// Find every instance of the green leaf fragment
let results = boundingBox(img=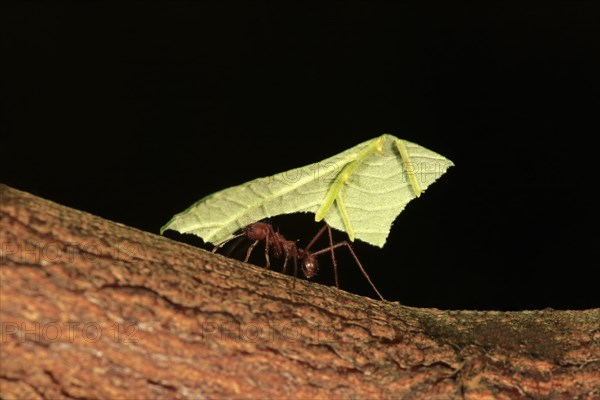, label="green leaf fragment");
[161,133,454,248]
